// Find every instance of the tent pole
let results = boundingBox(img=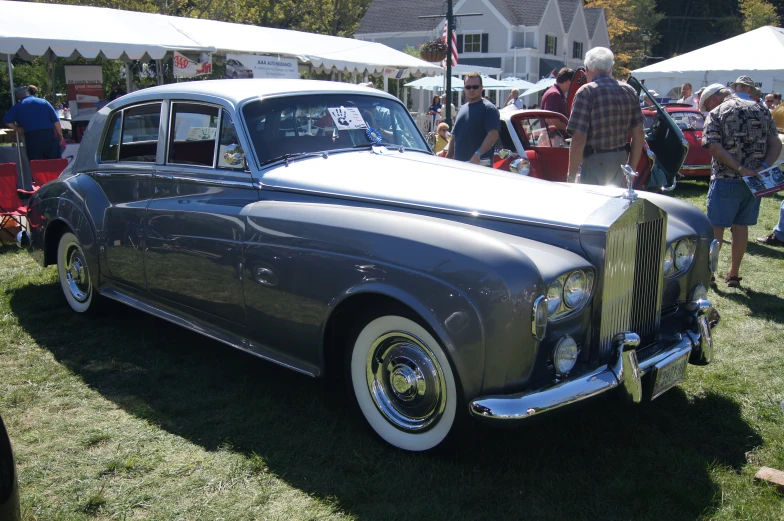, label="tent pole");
[49,53,56,104]
[7,54,25,190]
[156,59,164,85]
[125,60,133,94]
